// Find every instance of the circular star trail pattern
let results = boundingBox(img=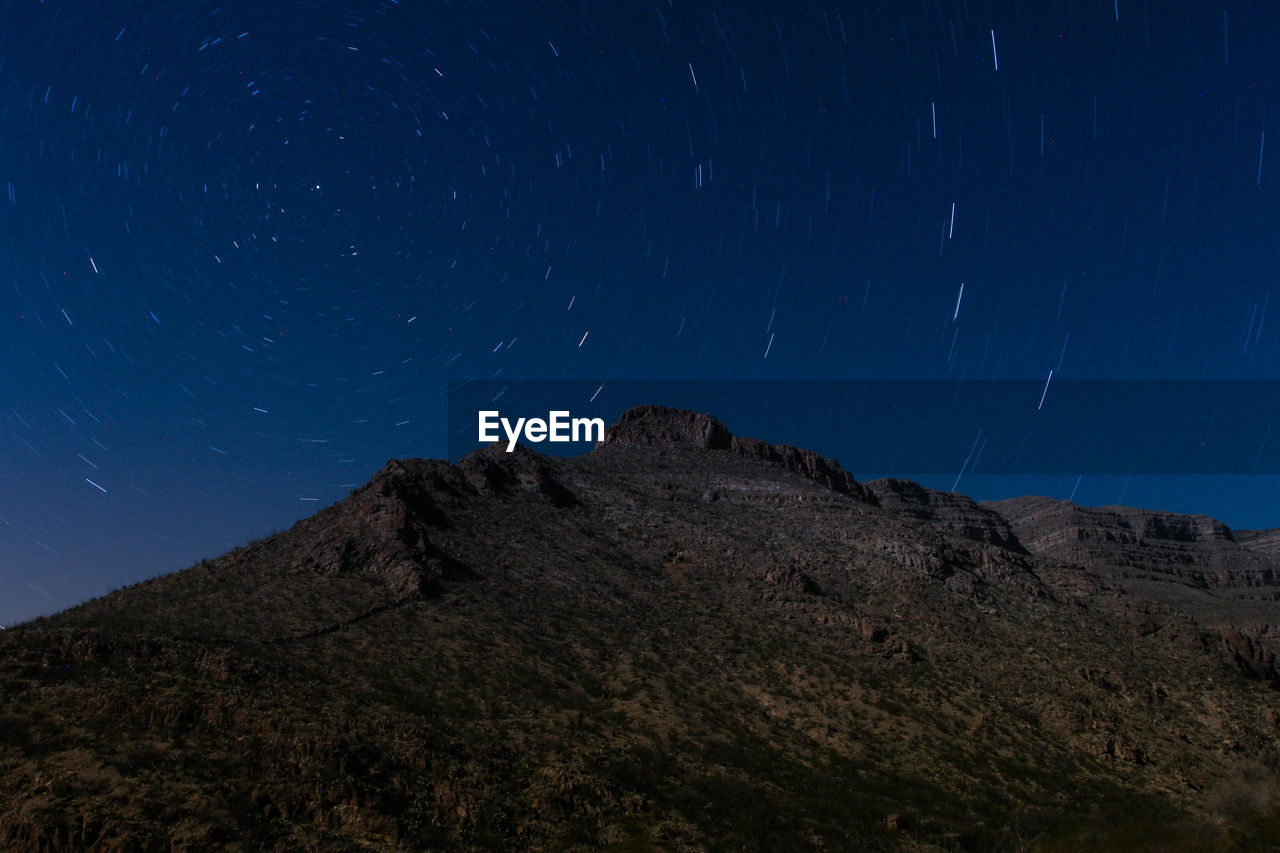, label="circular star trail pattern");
[3,0,1280,623]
